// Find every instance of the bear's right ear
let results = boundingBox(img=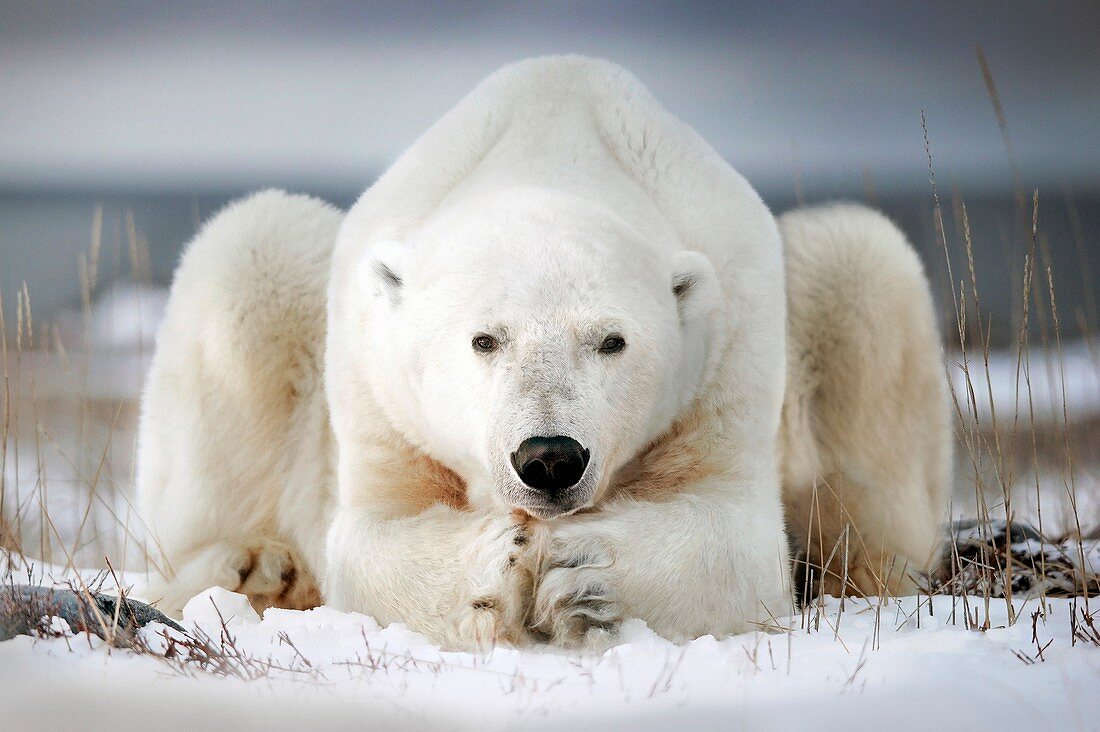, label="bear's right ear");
[670,250,720,323]
[359,239,409,305]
